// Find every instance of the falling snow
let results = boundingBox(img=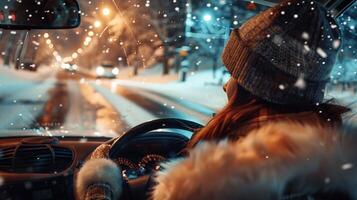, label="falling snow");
[0,0,353,138]
[341,163,354,170]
